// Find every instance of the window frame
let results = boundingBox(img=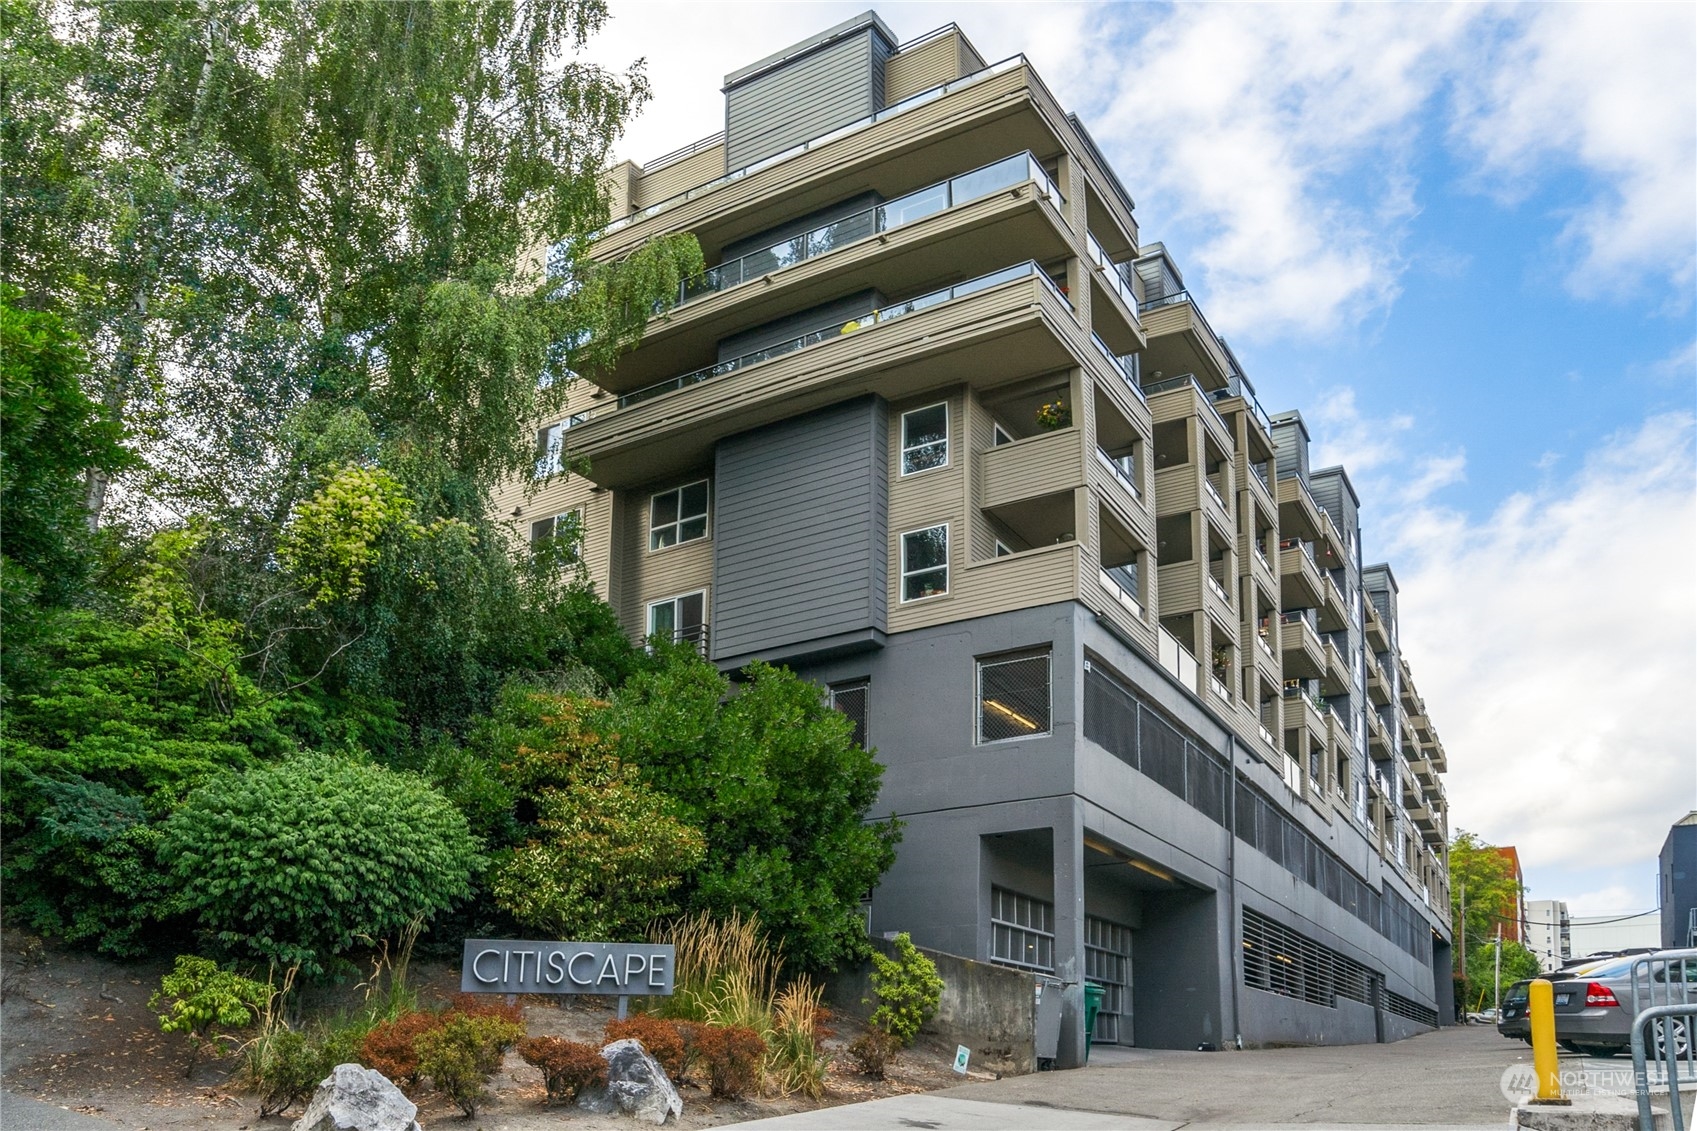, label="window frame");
[646,589,707,649]
[899,523,950,602]
[828,679,870,751]
[899,402,950,477]
[649,479,710,552]
[976,648,1053,744]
